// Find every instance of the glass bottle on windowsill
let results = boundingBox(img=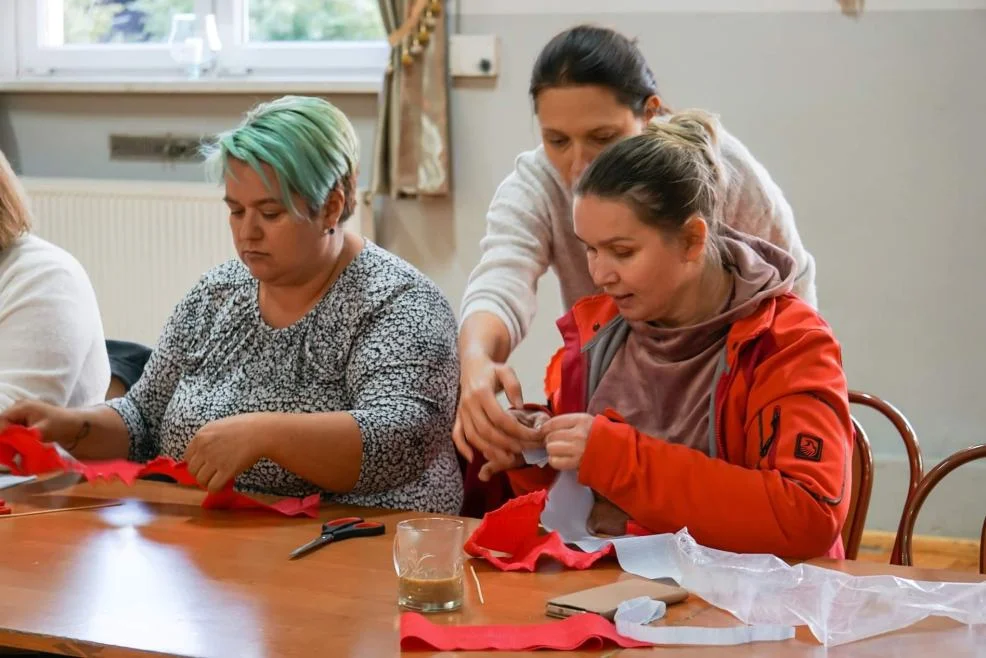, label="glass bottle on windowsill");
[168,13,222,80]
